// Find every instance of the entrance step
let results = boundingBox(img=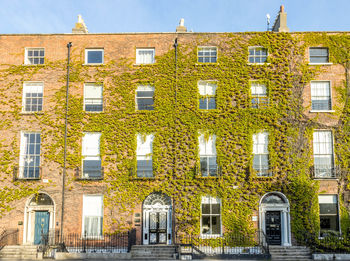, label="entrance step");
[269,246,312,260]
[131,245,177,259]
[0,245,38,259]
